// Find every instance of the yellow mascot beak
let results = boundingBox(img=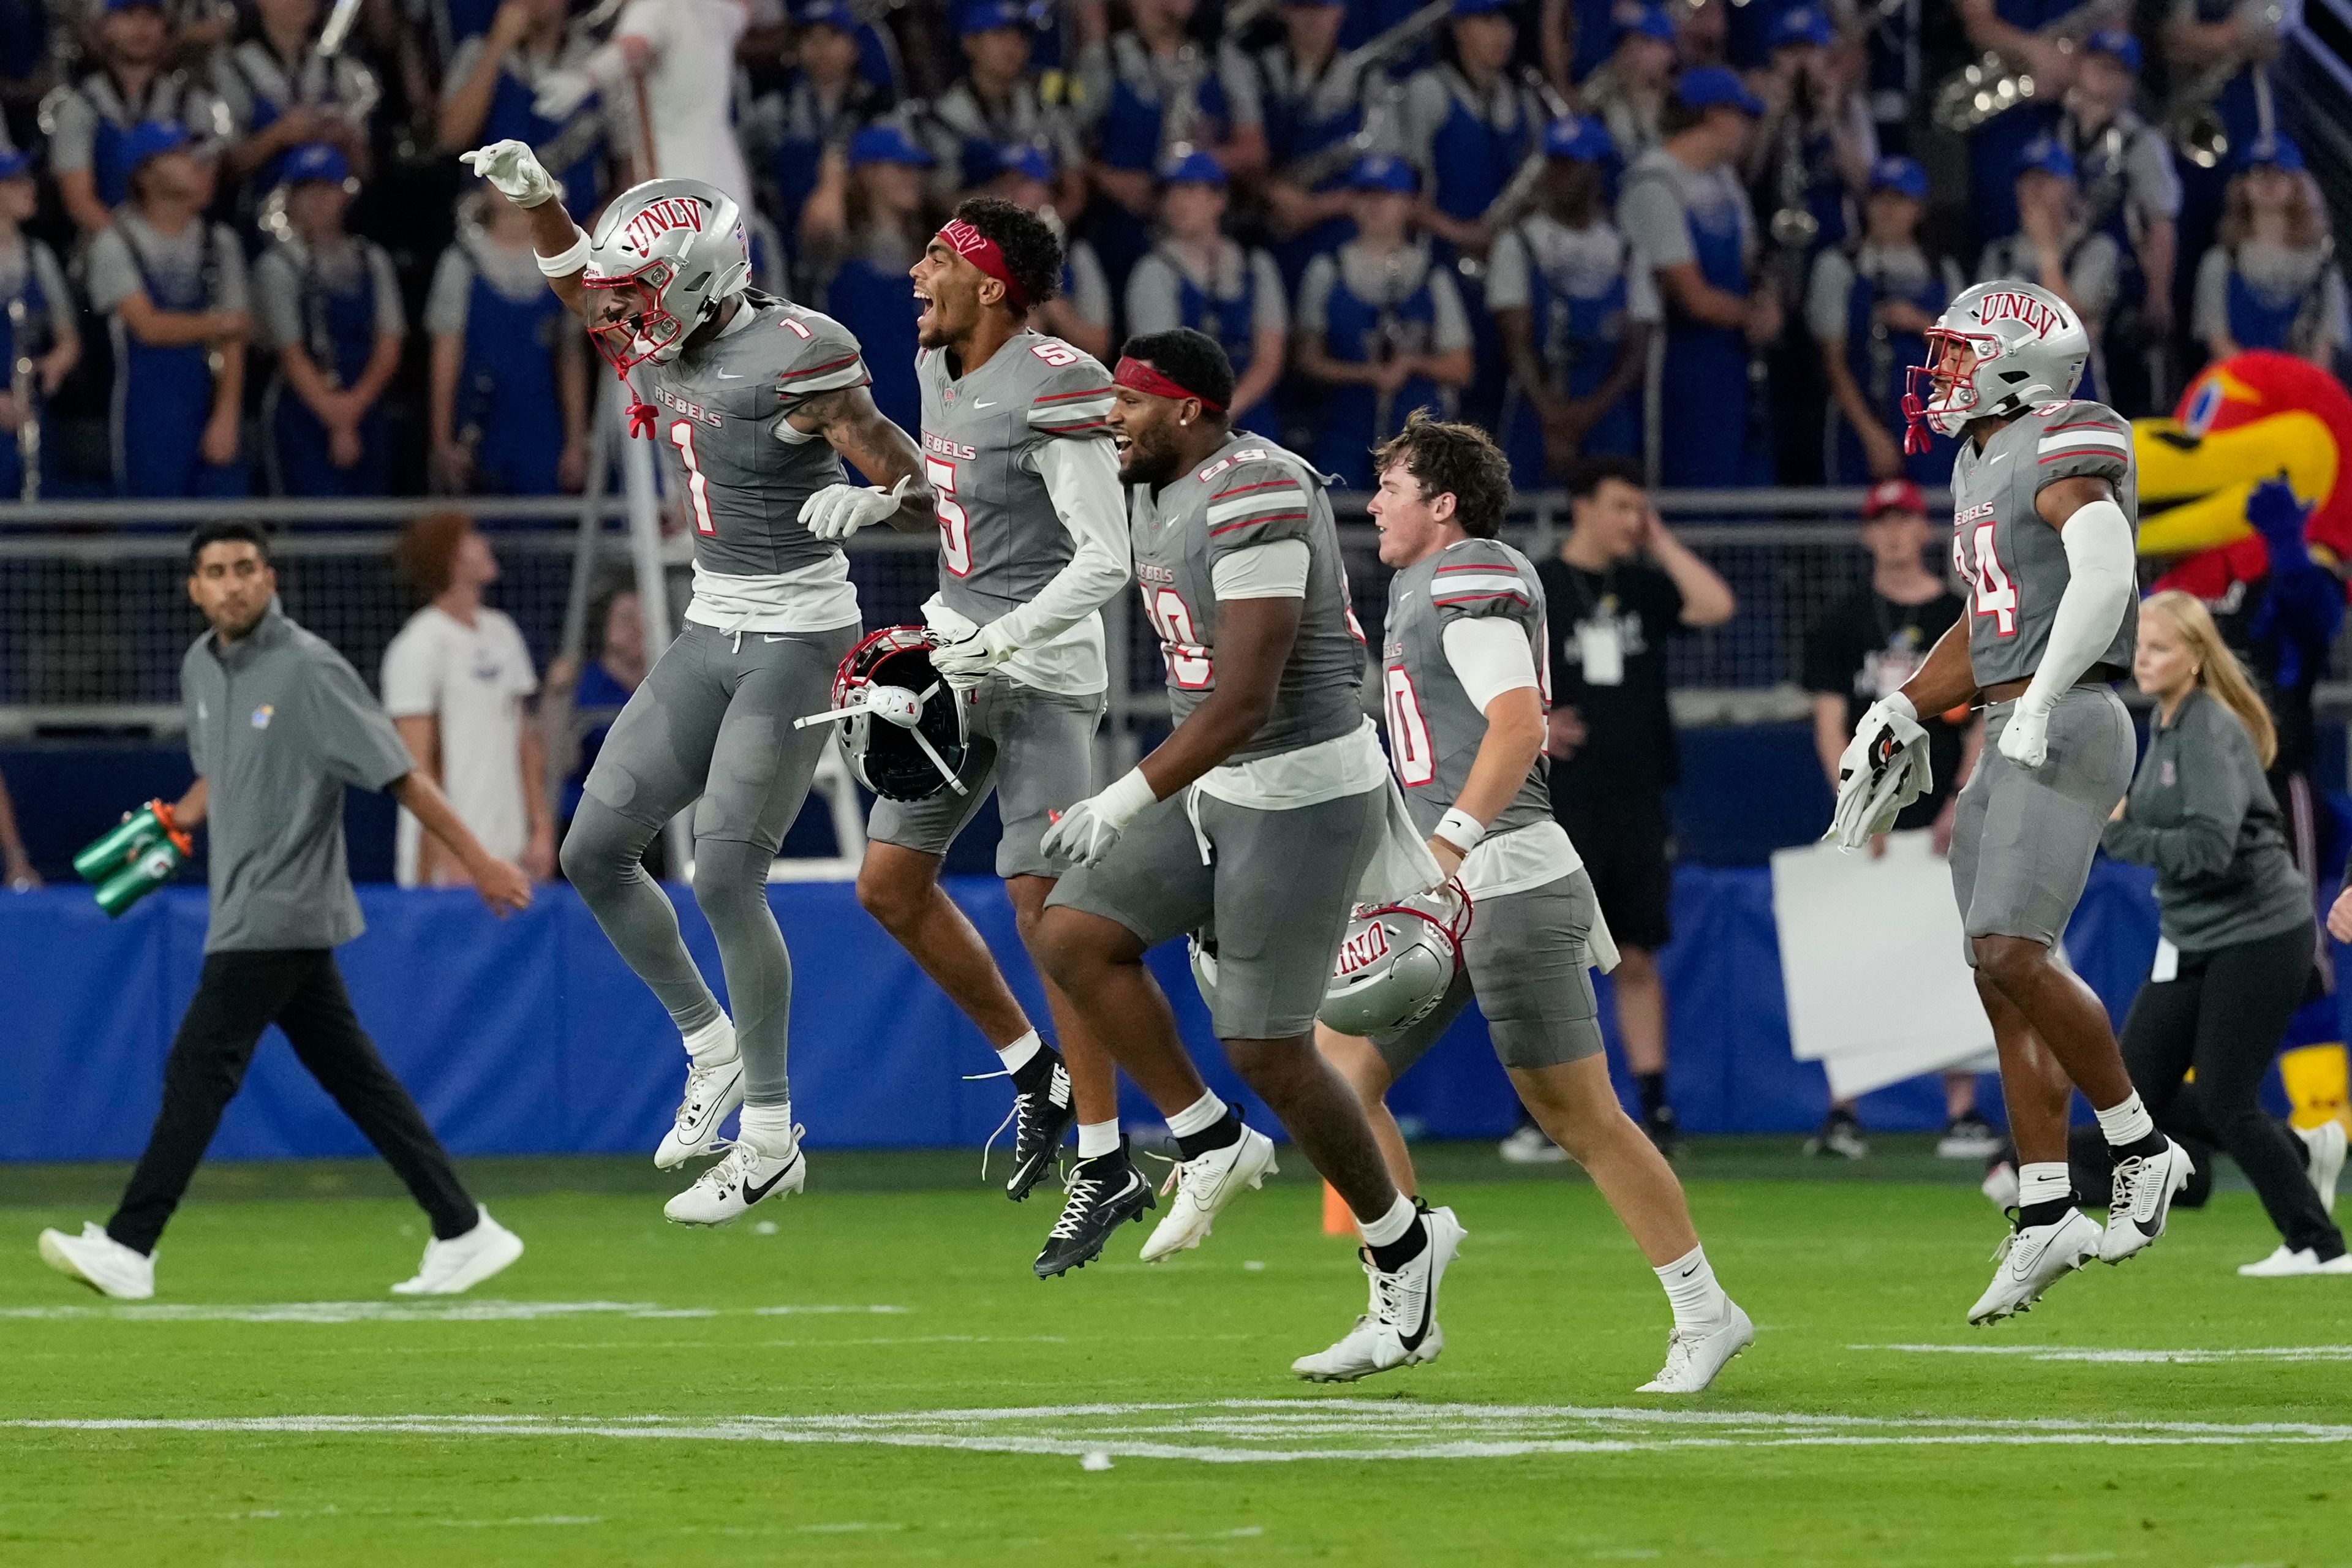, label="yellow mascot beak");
[2135,411,2339,557]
